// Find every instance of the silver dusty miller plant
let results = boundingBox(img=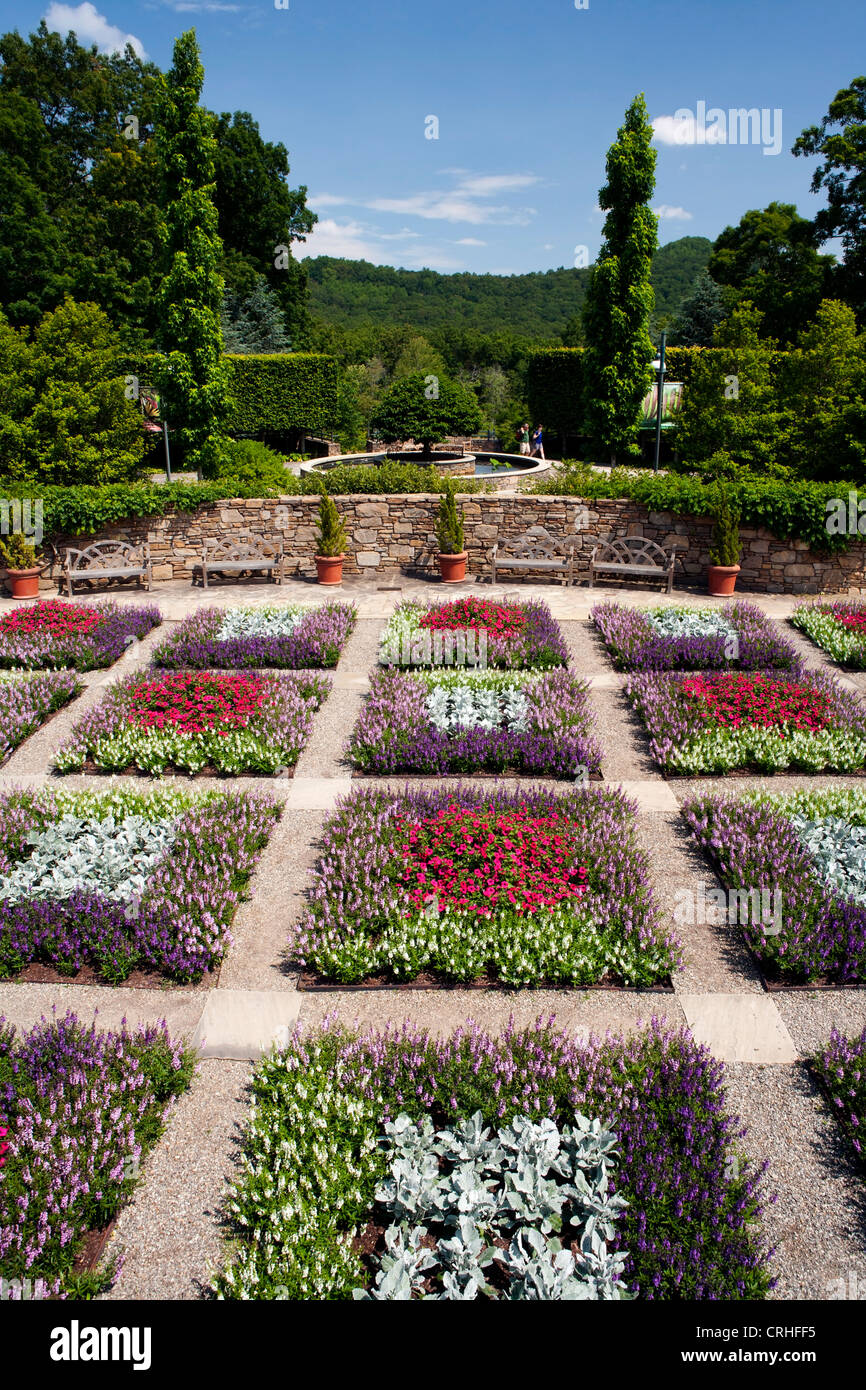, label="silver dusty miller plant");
[0,814,175,904]
[354,1110,632,1301]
